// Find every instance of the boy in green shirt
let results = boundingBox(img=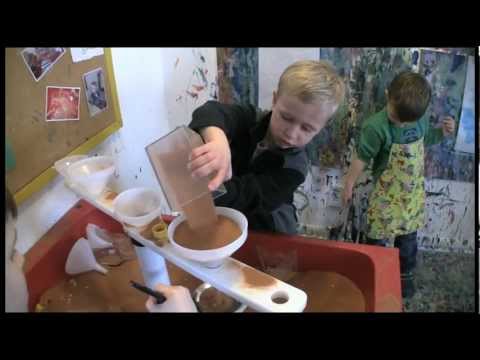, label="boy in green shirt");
[342,71,456,298]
